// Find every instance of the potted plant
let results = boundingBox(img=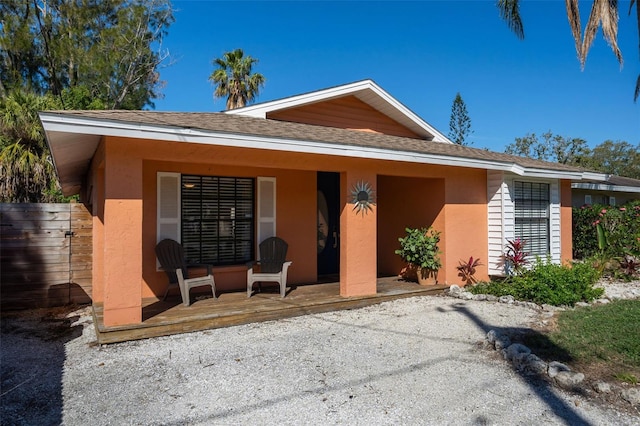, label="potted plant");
[395,227,442,285]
